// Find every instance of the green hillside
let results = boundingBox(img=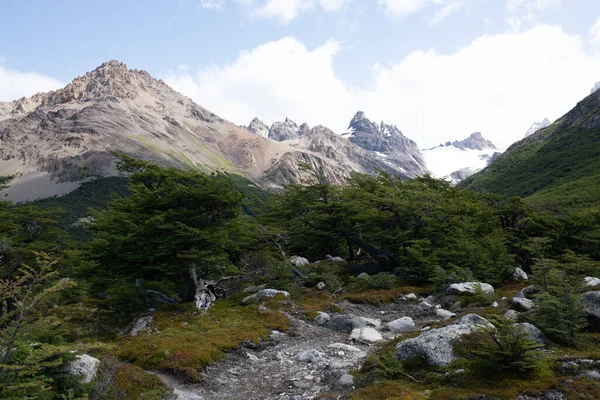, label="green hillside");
[462,92,600,214]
